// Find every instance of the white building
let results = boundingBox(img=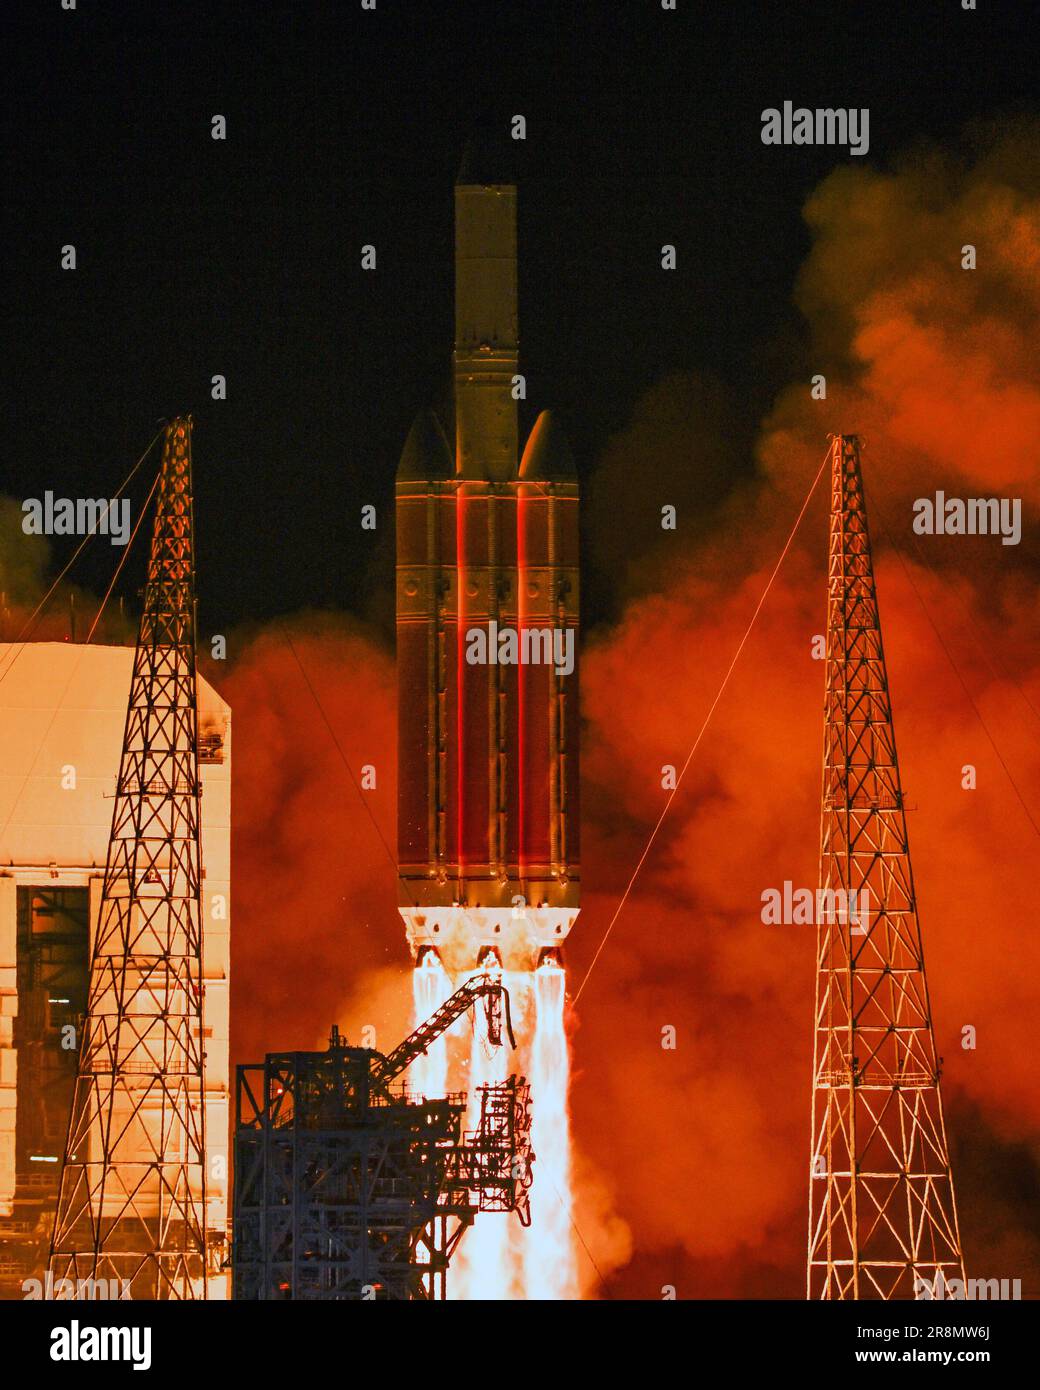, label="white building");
[0,642,230,1298]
